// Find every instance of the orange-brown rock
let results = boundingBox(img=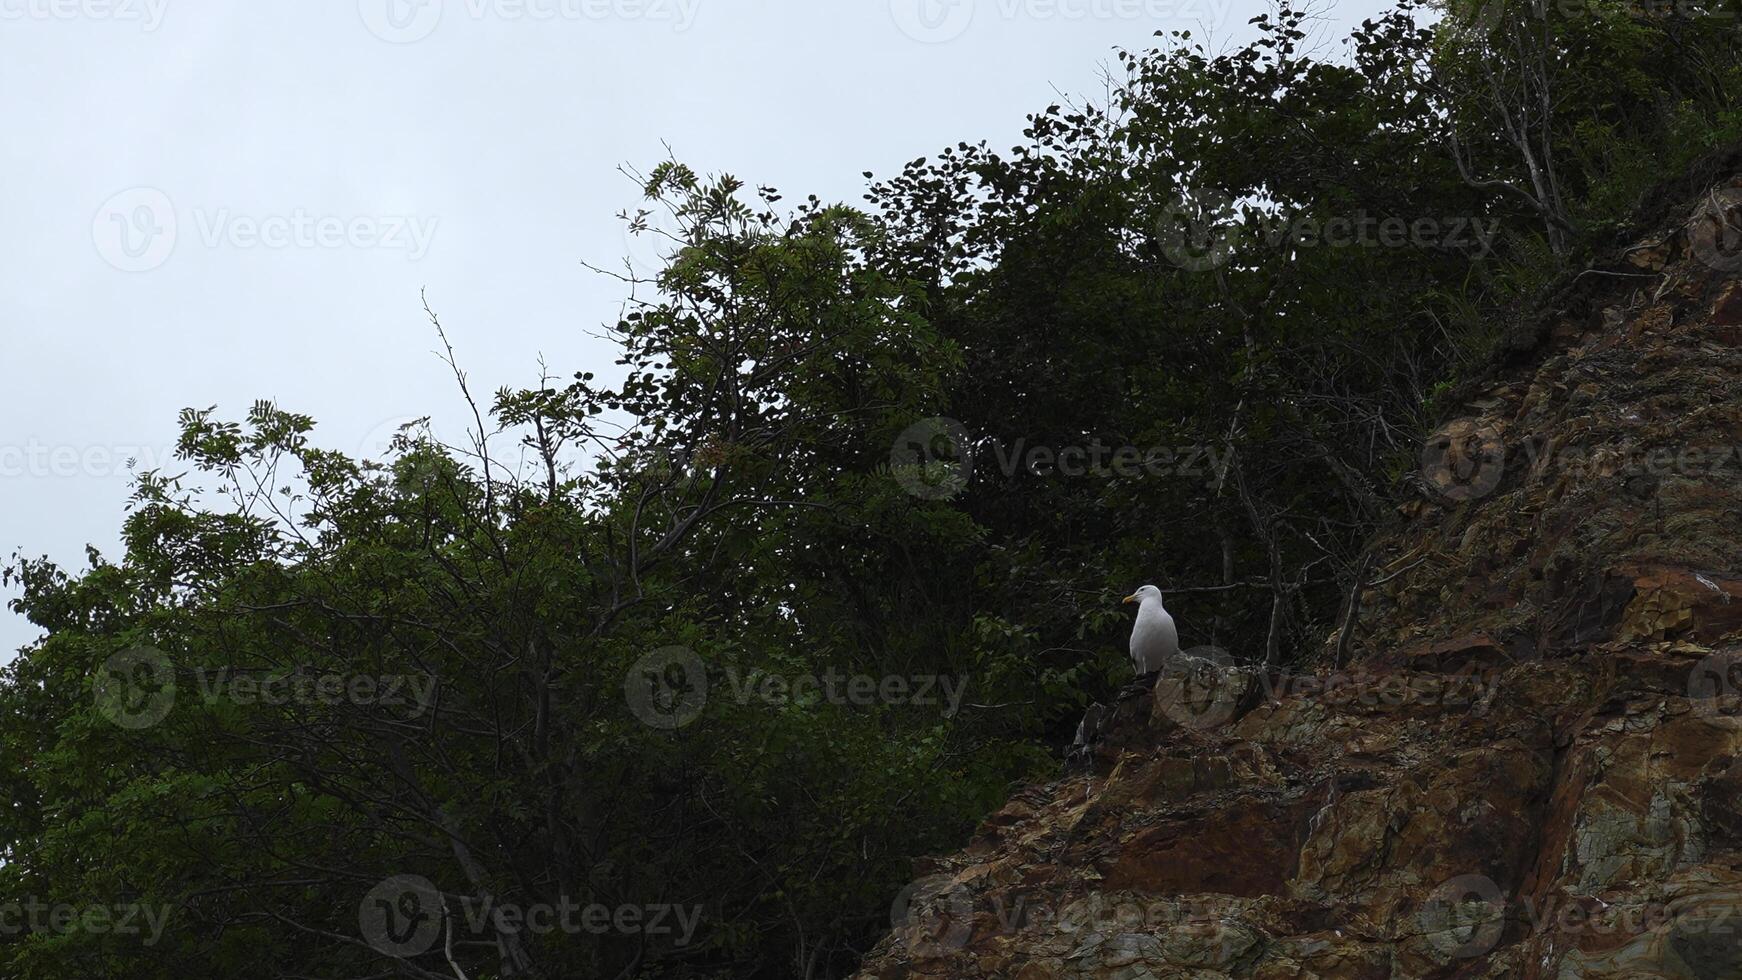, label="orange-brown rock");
[856,177,1742,979]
